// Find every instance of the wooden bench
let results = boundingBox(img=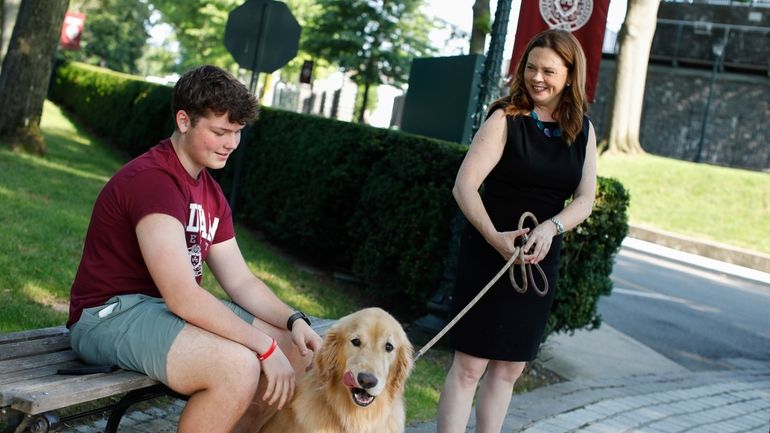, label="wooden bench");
[0,319,335,433]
